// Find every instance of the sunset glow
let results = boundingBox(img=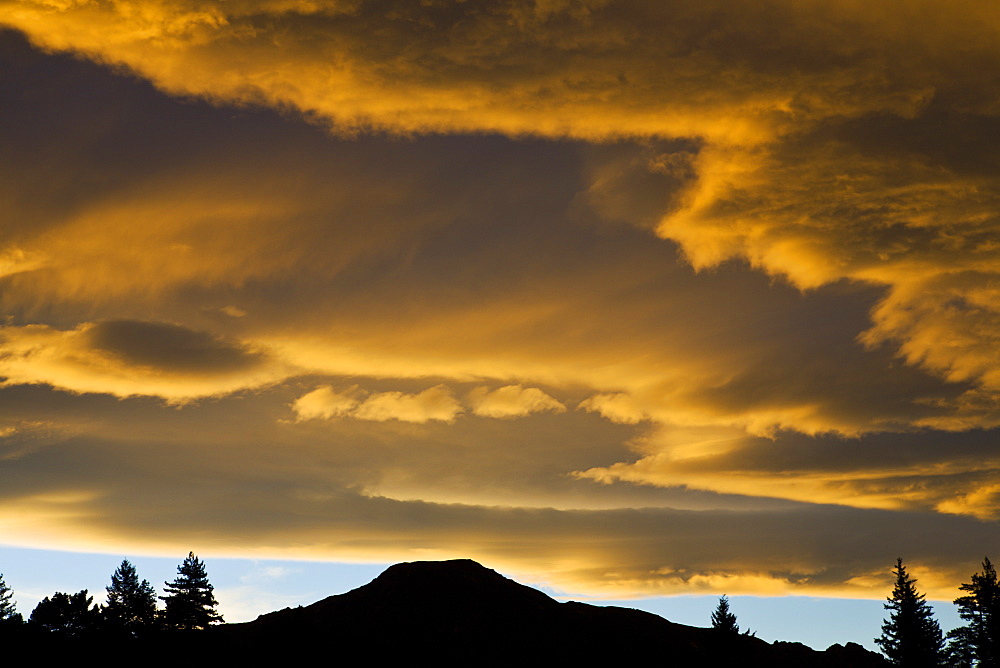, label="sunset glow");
[1,0,999,613]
